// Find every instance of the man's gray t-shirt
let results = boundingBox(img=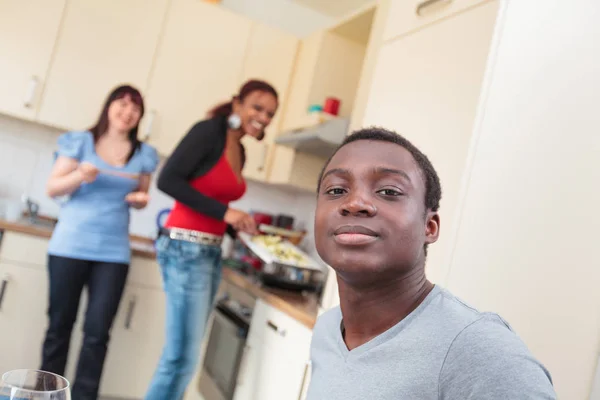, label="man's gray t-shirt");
[306,286,556,400]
